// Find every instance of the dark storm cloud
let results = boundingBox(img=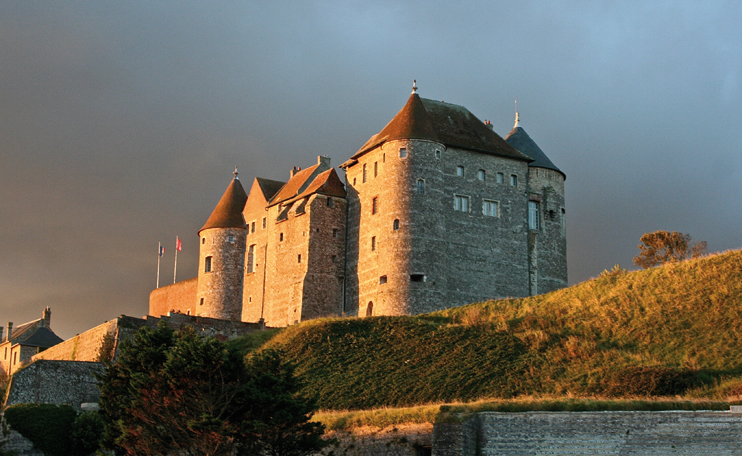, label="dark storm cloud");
[1,1,740,338]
